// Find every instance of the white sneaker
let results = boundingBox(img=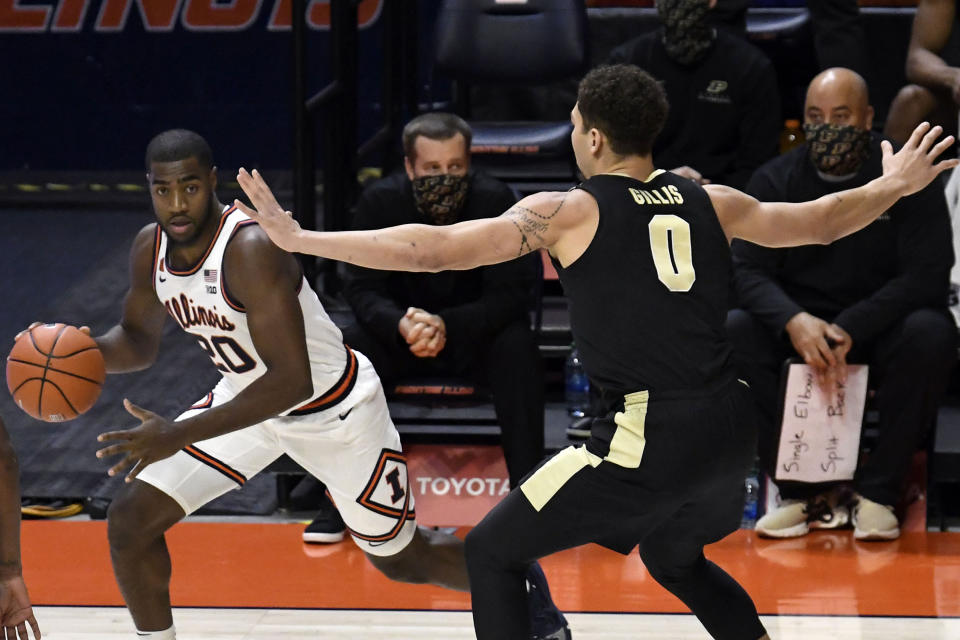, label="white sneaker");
[852,495,900,541]
[756,500,809,538]
[755,494,850,538]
